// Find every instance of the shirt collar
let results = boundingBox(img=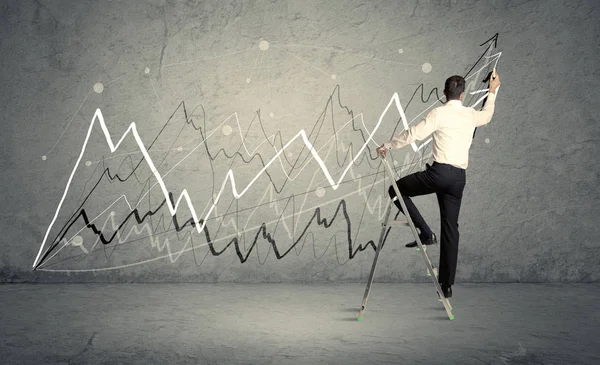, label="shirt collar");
[447,99,462,107]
